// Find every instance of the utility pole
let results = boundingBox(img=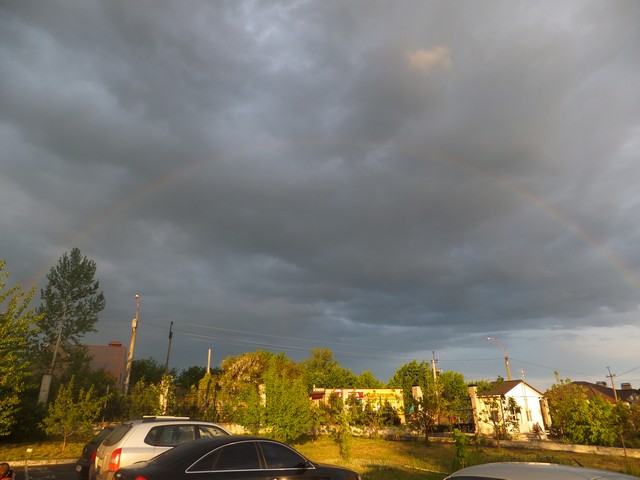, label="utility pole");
[38,304,68,404]
[485,337,512,381]
[164,321,174,374]
[48,305,67,375]
[606,367,618,402]
[431,351,439,383]
[123,293,140,395]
